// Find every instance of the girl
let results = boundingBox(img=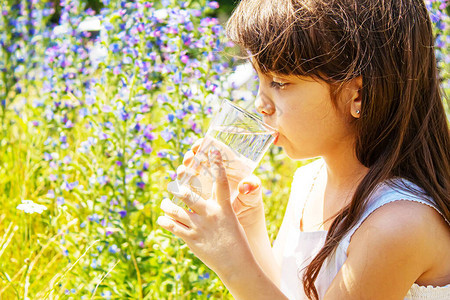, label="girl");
[158,0,450,299]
